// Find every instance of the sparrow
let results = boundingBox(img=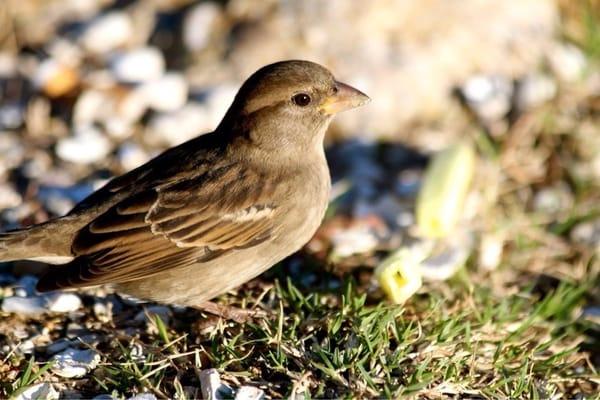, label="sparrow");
[0,60,369,314]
